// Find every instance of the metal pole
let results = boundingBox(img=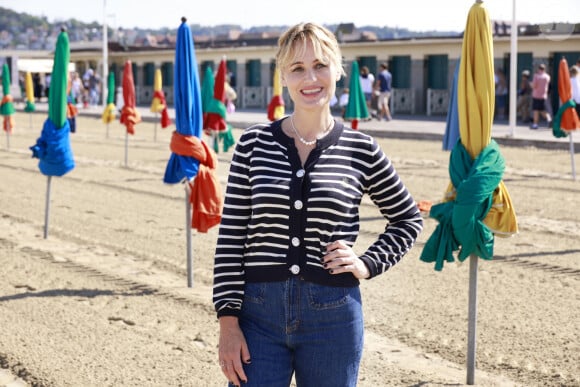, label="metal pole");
[466,254,479,385]
[124,131,128,167]
[154,113,158,142]
[185,182,193,287]
[6,132,9,150]
[102,0,108,109]
[508,0,518,137]
[570,133,576,181]
[44,176,52,239]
